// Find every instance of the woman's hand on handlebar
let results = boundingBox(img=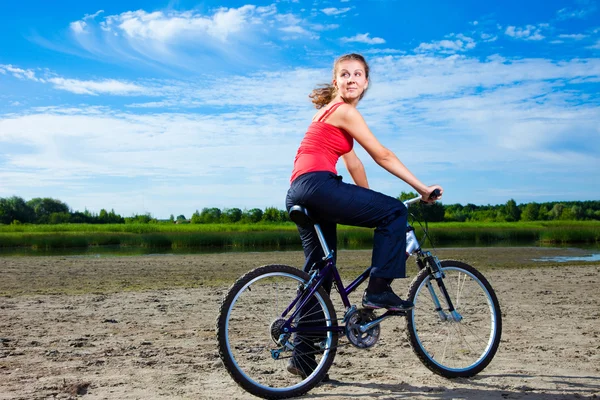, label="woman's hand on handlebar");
[419,185,443,203]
